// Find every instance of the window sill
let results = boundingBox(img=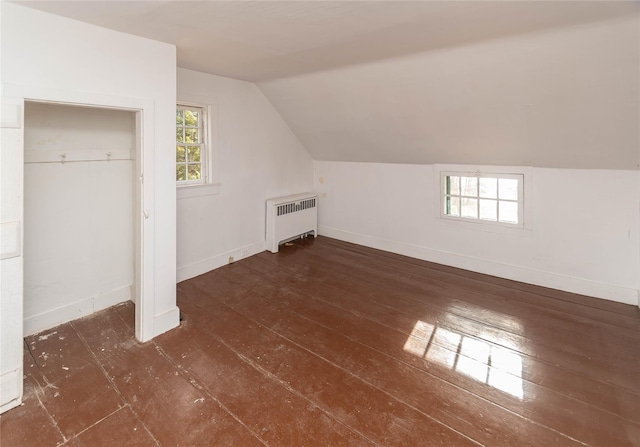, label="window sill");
[177,182,221,200]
